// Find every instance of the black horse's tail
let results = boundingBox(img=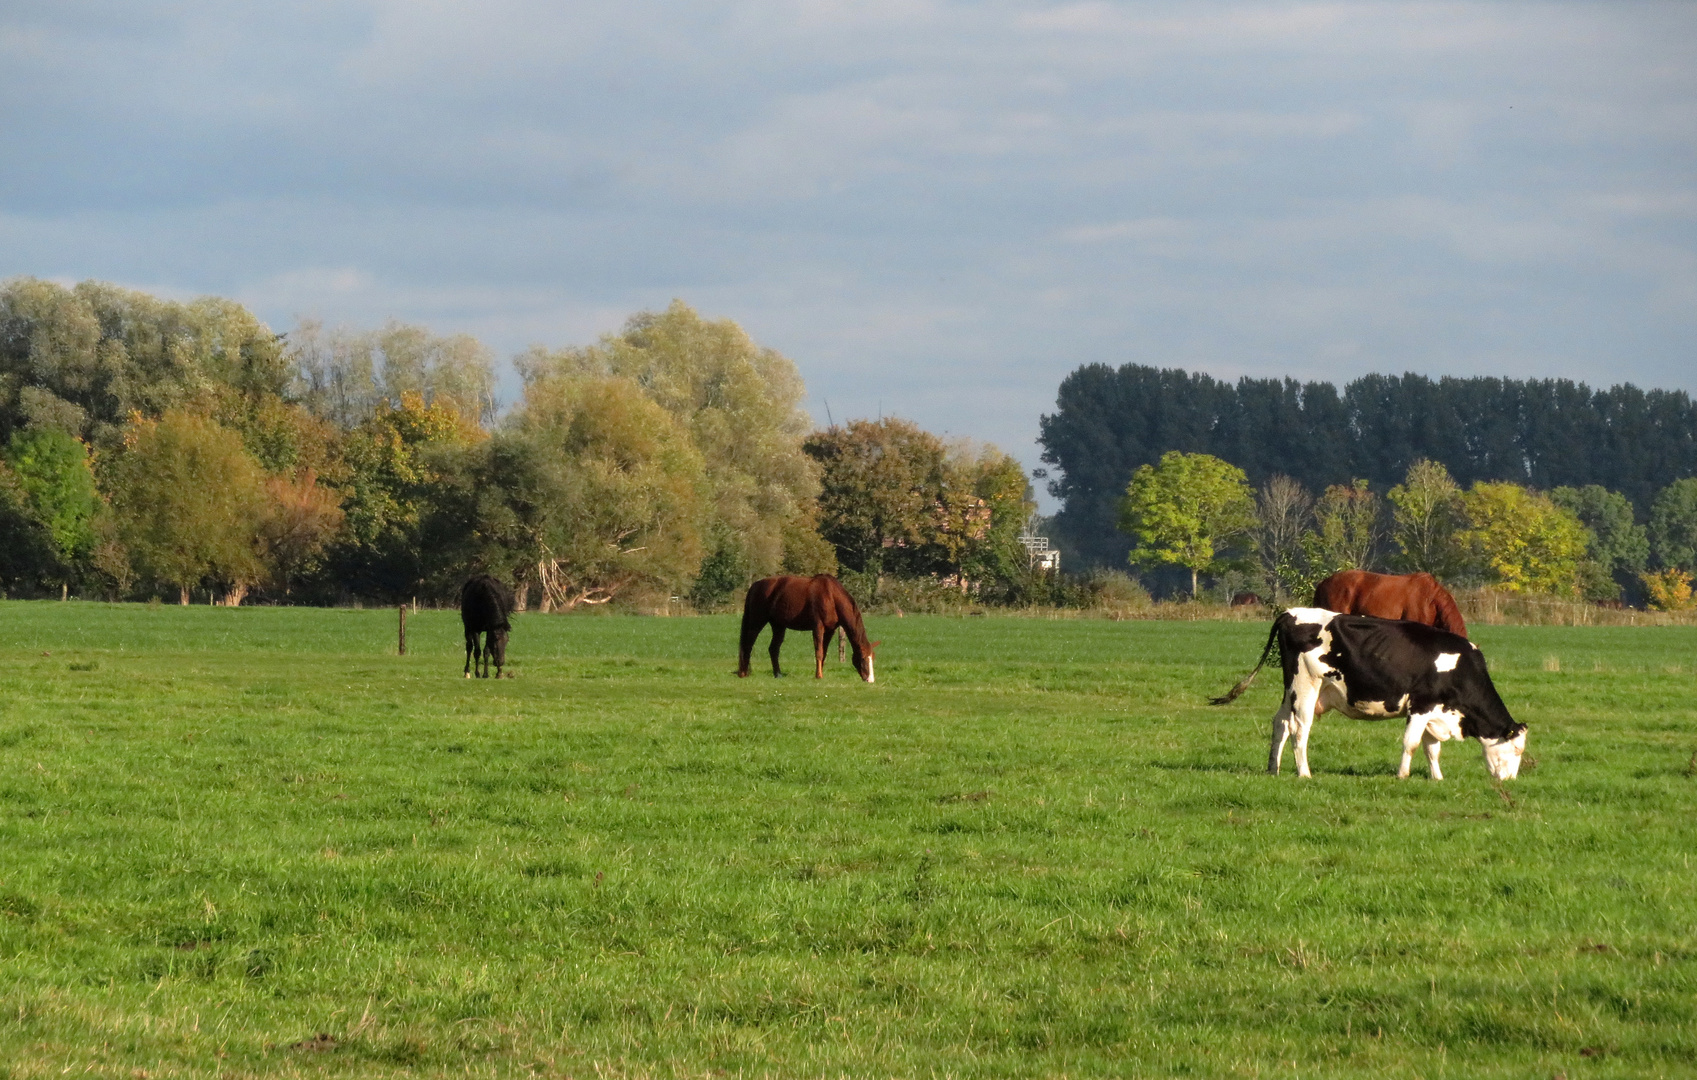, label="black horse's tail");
[1210,619,1282,705]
